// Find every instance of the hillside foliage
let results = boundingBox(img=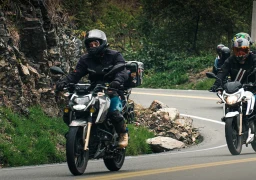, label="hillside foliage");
[60,0,253,62]
[1,0,254,77]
